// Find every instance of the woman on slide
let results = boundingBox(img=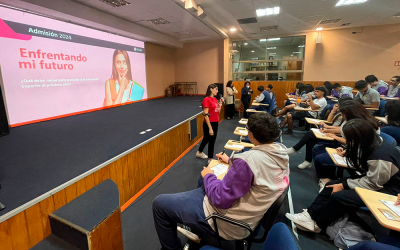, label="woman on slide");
[286,119,400,234]
[104,50,134,106]
[196,84,222,164]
